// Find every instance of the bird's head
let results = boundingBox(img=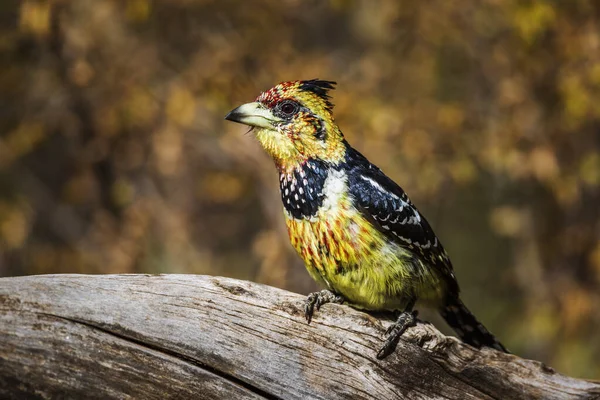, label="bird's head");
[225,80,346,172]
